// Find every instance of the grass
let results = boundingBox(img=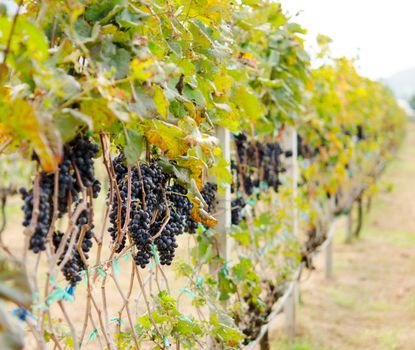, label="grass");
[272,338,332,350]
[326,287,357,310]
